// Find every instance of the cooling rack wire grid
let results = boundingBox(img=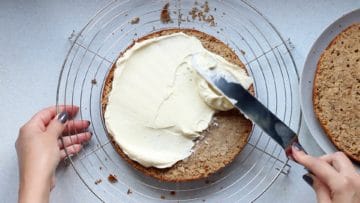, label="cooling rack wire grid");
[56,0,300,202]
